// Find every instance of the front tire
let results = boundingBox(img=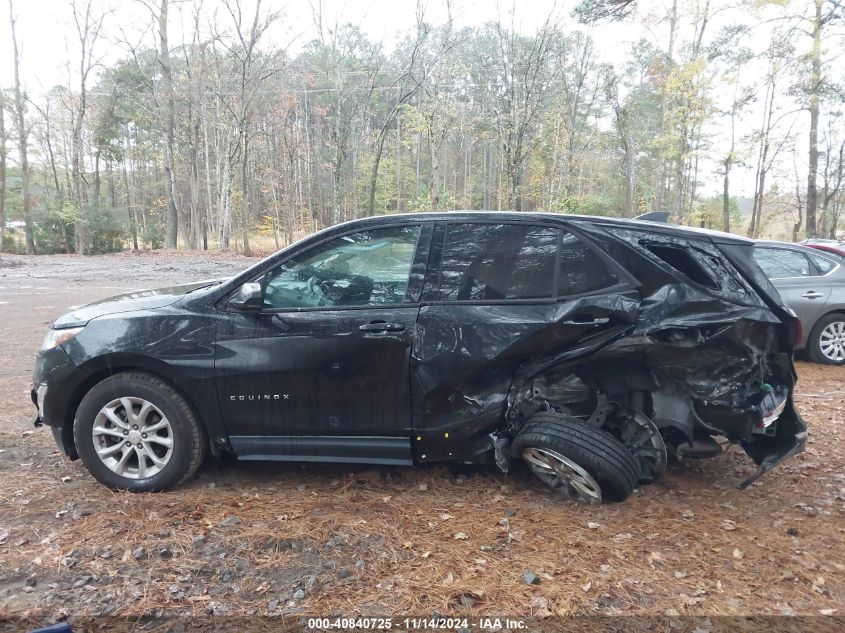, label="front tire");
[512,412,640,503]
[73,372,206,492]
[807,313,845,365]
